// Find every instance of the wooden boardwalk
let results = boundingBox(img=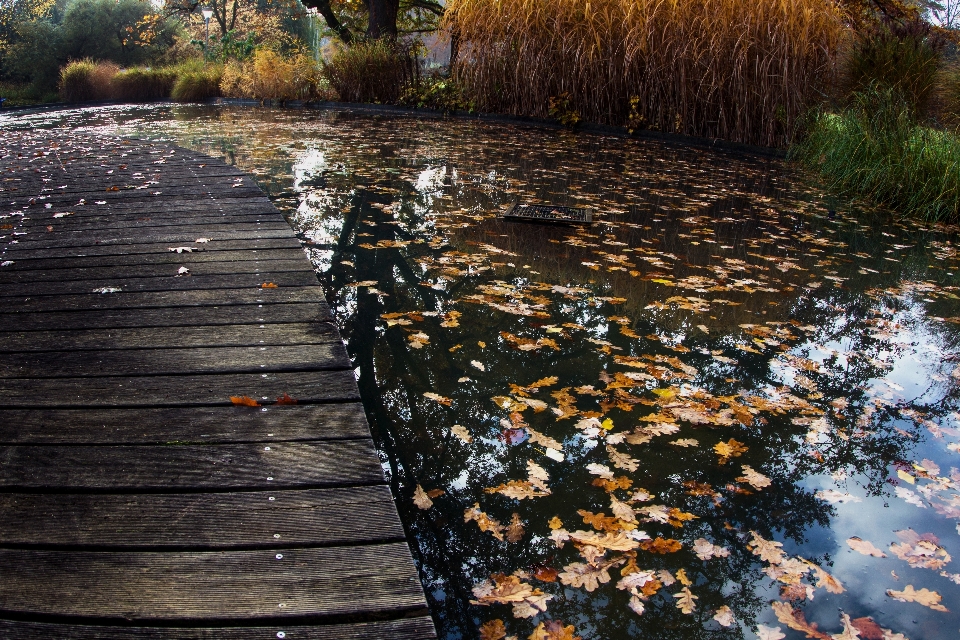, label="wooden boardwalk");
[0,131,434,638]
